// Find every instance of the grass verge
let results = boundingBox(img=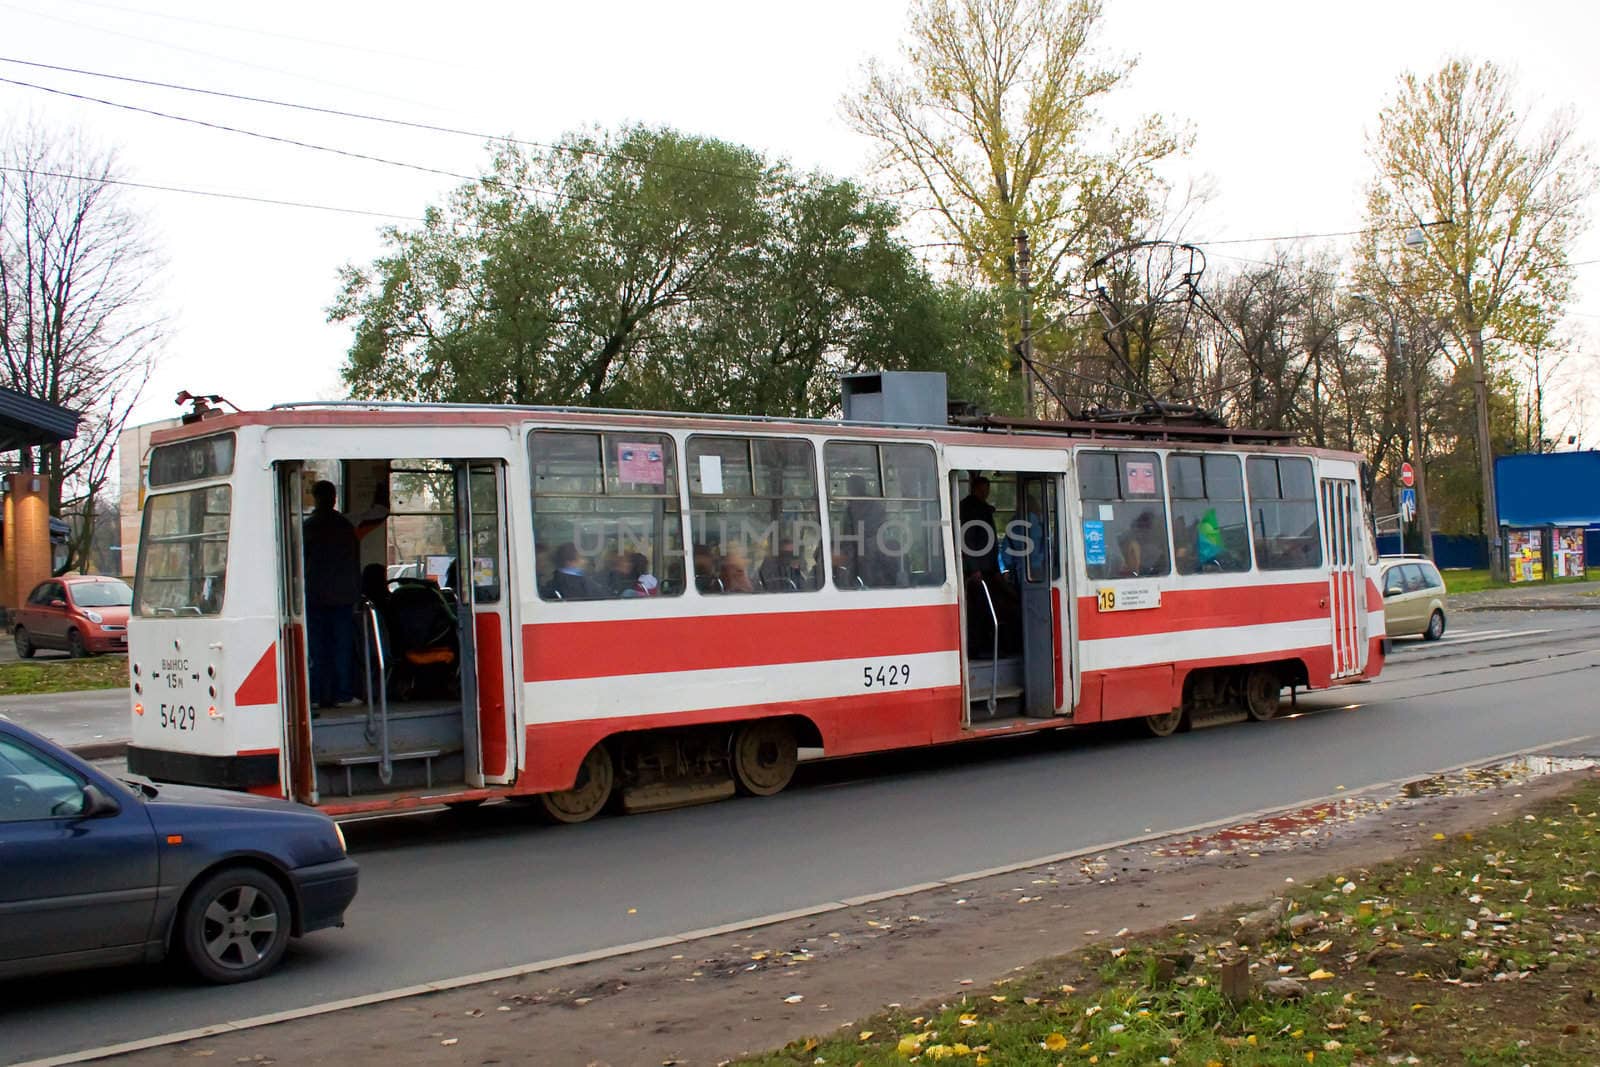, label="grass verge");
[747,775,1600,1066]
[0,655,128,694]
[1445,568,1593,595]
